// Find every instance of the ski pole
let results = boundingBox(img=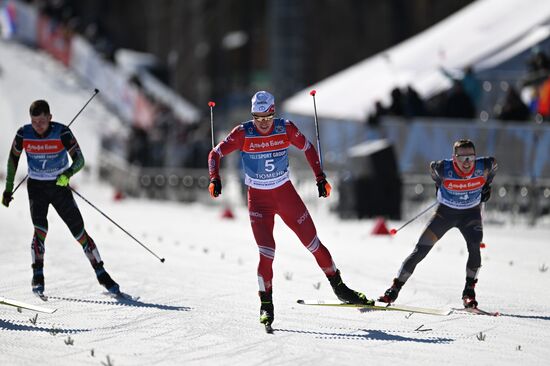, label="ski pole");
[70,187,166,263]
[310,90,324,169]
[390,201,438,235]
[12,88,100,194]
[208,101,216,149]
